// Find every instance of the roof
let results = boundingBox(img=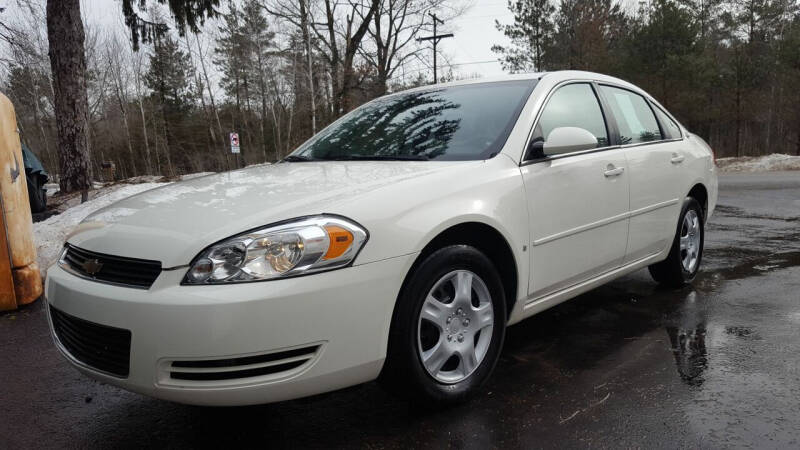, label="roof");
[397,70,642,96]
